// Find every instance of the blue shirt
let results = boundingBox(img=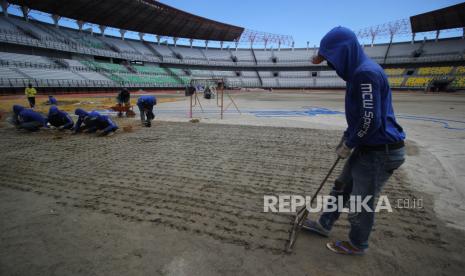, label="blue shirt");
[137,95,157,108]
[318,26,405,148]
